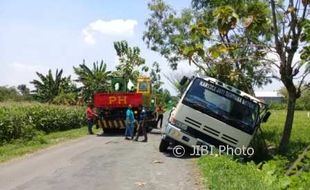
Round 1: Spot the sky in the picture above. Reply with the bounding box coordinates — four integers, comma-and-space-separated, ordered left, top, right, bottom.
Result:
0, 0, 283, 95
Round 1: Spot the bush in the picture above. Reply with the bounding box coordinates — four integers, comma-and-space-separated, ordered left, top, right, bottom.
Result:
0, 103, 86, 144
269, 102, 287, 110
269, 101, 310, 111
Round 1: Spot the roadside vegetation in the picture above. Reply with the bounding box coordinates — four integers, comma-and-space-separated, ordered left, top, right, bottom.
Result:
0, 102, 90, 162
0, 102, 85, 144
198, 110, 310, 190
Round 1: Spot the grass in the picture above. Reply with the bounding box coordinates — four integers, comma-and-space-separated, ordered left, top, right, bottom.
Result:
261, 110, 310, 158
0, 126, 102, 163
198, 110, 310, 190
198, 156, 273, 190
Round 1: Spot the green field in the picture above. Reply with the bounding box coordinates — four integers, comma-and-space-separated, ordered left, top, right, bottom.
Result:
198, 110, 310, 190
0, 102, 93, 162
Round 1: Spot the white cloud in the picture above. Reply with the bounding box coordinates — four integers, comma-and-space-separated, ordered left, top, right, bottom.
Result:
82, 19, 138, 45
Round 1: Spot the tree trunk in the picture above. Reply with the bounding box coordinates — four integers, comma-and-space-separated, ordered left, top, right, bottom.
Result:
279, 93, 296, 153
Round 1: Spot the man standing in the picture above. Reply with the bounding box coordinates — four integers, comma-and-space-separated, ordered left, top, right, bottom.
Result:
156, 104, 165, 128
134, 105, 147, 142
125, 104, 135, 140
86, 103, 97, 135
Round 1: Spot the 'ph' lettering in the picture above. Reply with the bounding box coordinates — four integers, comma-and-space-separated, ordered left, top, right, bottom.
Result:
109, 96, 117, 104
118, 96, 127, 104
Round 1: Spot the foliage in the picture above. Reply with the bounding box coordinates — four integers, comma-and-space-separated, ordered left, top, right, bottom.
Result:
0, 103, 85, 144
198, 155, 275, 190
112, 40, 147, 82
17, 84, 29, 95
52, 92, 78, 106
199, 110, 310, 189
278, 87, 310, 110
31, 69, 76, 103
148, 61, 173, 106
150, 61, 163, 93
261, 110, 310, 157
143, 0, 273, 94
269, 103, 287, 110
17, 84, 32, 100
73, 60, 111, 102
164, 71, 194, 97
0, 85, 32, 102
267, 0, 310, 152
0, 86, 23, 101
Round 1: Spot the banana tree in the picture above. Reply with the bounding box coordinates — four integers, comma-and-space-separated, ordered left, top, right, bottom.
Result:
73, 60, 111, 102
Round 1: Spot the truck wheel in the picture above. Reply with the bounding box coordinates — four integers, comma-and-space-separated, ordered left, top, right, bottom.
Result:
159, 139, 169, 152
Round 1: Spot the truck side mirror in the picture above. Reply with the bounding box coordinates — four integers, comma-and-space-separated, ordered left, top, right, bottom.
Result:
179, 76, 188, 86
262, 111, 271, 123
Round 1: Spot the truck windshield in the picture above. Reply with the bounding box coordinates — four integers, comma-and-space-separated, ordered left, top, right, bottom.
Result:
182, 78, 259, 134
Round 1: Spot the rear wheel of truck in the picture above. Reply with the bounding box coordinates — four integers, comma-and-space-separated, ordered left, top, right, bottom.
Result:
159, 138, 169, 152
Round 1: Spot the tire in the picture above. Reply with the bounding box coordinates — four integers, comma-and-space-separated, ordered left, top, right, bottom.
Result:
159, 138, 169, 152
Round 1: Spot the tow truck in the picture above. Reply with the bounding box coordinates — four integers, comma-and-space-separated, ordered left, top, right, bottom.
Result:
159, 76, 271, 155
94, 76, 157, 133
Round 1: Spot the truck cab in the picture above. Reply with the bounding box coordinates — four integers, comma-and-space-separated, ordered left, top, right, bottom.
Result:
159, 76, 270, 154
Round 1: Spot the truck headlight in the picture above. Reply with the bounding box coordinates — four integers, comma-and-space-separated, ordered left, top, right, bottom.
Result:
169, 115, 176, 124
175, 120, 188, 131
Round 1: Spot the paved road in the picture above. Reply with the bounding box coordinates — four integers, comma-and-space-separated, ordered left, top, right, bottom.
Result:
0, 114, 202, 190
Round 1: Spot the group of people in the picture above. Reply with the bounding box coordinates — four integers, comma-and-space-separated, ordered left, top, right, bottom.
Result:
124, 104, 147, 142
85, 103, 165, 142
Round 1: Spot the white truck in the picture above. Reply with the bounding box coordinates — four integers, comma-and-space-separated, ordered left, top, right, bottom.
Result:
160, 76, 271, 155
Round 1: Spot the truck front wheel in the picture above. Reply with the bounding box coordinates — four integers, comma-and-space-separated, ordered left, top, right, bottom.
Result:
159, 138, 169, 152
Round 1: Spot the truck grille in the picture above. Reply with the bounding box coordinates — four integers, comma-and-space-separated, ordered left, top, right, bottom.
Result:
185, 117, 201, 128
184, 117, 238, 146
186, 126, 228, 148
221, 134, 238, 145
202, 125, 220, 137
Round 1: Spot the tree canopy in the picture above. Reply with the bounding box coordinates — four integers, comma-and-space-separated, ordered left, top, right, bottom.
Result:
112, 40, 147, 82
143, 0, 274, 94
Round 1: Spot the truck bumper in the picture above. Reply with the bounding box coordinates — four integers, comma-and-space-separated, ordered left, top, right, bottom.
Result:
163, 123, 211, 149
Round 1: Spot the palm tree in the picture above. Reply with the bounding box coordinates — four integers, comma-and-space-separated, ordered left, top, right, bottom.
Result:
73, 60, 111, 102
31, 69, 73, 103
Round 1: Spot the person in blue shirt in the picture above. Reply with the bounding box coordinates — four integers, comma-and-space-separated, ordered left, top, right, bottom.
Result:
125, 104, 135, 140
134, 104, 147, 142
